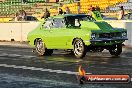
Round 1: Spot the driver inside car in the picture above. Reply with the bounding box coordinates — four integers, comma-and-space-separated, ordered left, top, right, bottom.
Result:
75, 19, 81, 27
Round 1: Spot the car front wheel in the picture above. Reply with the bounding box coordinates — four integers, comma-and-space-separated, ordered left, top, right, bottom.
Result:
73, 39, 86, 58
35, 39, 53, 56
35, 39, 45, 56
109, 43, 122, 56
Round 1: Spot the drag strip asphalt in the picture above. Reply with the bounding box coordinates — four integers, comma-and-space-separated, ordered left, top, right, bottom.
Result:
0, 45, 132, 88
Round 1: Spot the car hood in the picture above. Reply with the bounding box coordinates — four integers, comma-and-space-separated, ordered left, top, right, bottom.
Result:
80, 21, 125, 33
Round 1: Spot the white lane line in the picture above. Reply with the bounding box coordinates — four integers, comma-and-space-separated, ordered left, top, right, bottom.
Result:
8, 54, 22, 57
23, 55, 36, 58
0, 64, 92, 75
0, 48, 31, 53
0, 53, 8, 56
0, 53, 36, 59
0, 53, 22, 57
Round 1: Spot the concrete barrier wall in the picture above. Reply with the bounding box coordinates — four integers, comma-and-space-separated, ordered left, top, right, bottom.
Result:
0, 22, 41, 41
0, 21, 132, 46
105, 20, 132, 30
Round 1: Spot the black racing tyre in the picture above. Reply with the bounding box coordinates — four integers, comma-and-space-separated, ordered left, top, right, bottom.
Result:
109, 43, 122, 56
73, 39, 87, 58
35, 39, 53, 56
44, 49, 53, 56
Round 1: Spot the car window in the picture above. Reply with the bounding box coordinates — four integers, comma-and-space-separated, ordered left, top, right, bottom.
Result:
51, 18, 65, 28
65, 15, 95, 28
43, 18, 53, 29
43, 18, 65, 29
66, 18, 81, 28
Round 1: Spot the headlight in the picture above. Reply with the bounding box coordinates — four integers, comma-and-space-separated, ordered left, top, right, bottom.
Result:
91, 33, 96, 39
122, 32, 127, 37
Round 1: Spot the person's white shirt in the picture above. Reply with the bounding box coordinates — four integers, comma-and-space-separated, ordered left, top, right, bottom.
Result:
118, 10, 124, 20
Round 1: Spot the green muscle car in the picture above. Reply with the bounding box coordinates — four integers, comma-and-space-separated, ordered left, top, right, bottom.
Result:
27, 14, 128, 58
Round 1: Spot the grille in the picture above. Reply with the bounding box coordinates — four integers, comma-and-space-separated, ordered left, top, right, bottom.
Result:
99, 32, 121, 38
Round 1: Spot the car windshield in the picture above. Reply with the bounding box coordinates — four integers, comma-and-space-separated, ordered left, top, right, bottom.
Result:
43, 18, 65, 29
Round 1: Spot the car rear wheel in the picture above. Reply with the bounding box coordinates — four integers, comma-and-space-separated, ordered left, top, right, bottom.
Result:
35, 39, 53, 56
73, 39, 86, 58
109, 43, 122, 56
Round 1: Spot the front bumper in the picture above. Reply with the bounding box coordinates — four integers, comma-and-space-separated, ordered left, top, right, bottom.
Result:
90, 38, 128, 45
90, 38, 128, 42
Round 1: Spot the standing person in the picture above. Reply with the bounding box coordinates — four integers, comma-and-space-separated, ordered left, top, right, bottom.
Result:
118, 6, 124, 20
17, 10, 27, 21
65, 7, 71, 14
88, 7, 103, 20
21, 10, 27, 19
95, 6, 100, 12
89, 5, 93, 11
58, 8, 63, 15
88, 6, 95, 16
77, 2, 80, 14
41, 8, 50, 20
14, 12, 19, 21
19, 10, 27, 21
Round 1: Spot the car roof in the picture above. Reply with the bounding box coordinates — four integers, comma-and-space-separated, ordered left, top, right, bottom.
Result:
50, 14, 87, 18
